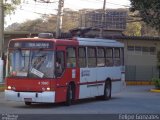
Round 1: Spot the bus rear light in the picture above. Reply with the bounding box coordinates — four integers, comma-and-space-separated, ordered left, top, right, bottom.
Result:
8, 86, 11, 90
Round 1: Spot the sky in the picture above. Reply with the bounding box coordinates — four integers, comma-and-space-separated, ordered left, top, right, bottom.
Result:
5, 0, 130, 27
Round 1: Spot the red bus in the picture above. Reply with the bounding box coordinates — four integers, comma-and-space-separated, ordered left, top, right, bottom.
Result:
5, 33, 125, 106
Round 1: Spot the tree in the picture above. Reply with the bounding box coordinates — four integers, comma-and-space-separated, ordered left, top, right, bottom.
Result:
124, 22, 141, 36
141, 22, 159, 36
5, 9, 79, 32
5, 22, 20, 31
4, 0, 21, 16
124, 21, 159, 36
130, 0, 160, 35
62, 8, 79, 32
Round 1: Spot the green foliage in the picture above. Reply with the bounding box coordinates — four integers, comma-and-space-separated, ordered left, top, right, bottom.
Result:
152, 78, 160, 89
124, 22, 141, 36
4, 0, 21, 16
17, 19, 45, 32
130, 0, 160, 33
141, 22, 159, 36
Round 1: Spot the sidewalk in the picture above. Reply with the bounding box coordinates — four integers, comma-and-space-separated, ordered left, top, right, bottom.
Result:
126, 80, 154, 85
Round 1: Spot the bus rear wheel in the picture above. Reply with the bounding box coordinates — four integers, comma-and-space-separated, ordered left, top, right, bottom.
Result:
103, 80, 111, 100
25, 102, 32, 106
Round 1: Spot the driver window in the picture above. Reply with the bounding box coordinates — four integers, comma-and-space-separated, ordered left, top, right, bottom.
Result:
55, 51, 65, 77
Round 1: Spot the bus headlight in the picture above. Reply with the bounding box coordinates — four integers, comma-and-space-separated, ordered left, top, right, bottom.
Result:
46, 87, 50, 91
8, 86, 11, 90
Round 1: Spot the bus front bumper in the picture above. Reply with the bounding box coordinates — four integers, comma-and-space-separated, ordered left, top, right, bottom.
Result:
5, 90, 55, 103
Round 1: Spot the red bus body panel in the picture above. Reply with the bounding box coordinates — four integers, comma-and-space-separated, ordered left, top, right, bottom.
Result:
54, 68, 80, 102
6, 78, 55, 92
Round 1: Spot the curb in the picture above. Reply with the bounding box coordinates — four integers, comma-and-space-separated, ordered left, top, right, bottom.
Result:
126, 81, 154, 85
0, 86, 5, 92
150, 89, 160, 93
0, 89, 5, 92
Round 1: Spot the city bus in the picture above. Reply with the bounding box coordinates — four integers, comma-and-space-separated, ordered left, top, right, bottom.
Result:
5, 33, 125, 106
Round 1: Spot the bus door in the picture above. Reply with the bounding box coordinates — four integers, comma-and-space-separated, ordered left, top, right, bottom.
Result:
66, 47, 79, 83
66, 47, 80, 99
54, 46, 66, 102
55, 46, 79, 102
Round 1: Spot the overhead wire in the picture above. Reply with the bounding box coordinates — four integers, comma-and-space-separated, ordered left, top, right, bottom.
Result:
96, 0, 130, 7
6, 0, 131, 27
17, 0, 58, 16
80, 0, 130, 8
21, 1, 58, 11
18, 8, 56, 15
34, 0, 59, 3
8, 0, 130, 16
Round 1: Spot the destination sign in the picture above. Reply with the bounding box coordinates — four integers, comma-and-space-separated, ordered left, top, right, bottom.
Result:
9, 41, 54, 49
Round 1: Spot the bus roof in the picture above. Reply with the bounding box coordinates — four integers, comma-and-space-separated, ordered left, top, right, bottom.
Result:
77, 37, 124, 47
10, 37, 124, 48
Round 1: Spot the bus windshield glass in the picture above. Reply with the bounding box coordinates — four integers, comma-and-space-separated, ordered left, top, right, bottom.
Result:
7, 49, 54, 78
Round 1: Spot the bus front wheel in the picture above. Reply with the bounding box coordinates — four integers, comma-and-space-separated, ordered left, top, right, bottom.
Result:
66, 84, 75, 106
103, 80, 111, 100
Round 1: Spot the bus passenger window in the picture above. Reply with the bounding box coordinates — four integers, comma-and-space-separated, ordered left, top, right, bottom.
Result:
114, 48, 121, 66
97, 48, 105, 67
55, 51, 65, 77
66, 47, 76, 68
88, 47, 96, 67
78, 47, 86, 68
106, 48, 113, 66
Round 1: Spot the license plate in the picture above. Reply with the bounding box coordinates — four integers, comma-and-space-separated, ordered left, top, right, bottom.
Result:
24, 98, 32, 102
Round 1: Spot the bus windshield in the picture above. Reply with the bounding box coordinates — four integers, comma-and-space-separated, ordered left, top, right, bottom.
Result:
7, 49, 54, 78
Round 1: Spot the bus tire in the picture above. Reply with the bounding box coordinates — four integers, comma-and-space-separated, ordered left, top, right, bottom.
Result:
25, 102, 31, 106
66, 84, 75, 106
103, 80, 111, 100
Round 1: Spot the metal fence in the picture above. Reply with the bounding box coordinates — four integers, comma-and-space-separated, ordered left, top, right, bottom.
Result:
125, 65, 159, 81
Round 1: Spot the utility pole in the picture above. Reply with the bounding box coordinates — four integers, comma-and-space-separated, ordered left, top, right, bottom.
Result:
0, 0, 4, 58
99, 0, 106, 38
0, 0, 4, 83
56, 0, 64, 38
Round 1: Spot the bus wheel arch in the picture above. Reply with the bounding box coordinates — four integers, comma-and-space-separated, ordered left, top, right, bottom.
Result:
103, 78, 112, 100
25, 102, 32, 106
66, 81, 76, 106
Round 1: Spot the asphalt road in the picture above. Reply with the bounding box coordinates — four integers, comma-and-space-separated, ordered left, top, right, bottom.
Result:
0, 86, 160, 120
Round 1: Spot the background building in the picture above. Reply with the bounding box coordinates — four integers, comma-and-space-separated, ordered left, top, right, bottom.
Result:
117, 36, 160, 82
79, 9, 128, 31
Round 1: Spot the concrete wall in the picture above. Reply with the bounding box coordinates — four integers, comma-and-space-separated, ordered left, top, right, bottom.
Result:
125, 40, 157, 66
119, 39, 160, 81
